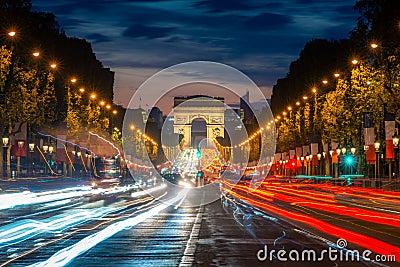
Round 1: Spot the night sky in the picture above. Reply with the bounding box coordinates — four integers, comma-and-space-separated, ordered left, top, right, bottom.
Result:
32, 0, 358, 109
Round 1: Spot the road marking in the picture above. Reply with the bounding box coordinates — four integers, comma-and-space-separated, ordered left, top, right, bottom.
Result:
179, 193, 205, 267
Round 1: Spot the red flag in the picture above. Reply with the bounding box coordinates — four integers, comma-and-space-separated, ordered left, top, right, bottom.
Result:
365, 145, 376, 164
386, 140, 395, 160
12, 140, 27, 157
332, 152, 338, 164
312, 156, 319, 167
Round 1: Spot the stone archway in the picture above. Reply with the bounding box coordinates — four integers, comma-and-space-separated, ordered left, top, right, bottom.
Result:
173, 96, 225, 148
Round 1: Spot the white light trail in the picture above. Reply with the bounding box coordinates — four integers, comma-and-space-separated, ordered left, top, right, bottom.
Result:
0, 187, 93, 210
88, 131, 121, 157
0, 185, 168, 247
30, 189, 188, 267
0, 207, 115, 246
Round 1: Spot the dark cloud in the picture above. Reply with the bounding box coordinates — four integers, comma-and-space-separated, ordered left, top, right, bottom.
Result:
334, 5, 358, 16
122, 24, 175, 39
244, 12, 293, 30
194, 0, 259, 13
86, 33, 112, 43
31, 0, 359, 106
262, 2, 285, 9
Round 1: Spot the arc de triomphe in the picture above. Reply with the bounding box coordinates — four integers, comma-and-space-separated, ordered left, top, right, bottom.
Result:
173, 96, 225, 148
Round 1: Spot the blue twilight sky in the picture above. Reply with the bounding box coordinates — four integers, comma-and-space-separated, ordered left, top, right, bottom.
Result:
32, 0, 358, 108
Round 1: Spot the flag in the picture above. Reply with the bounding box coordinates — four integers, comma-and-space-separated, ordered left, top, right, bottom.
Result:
296, 147, 302, 157
332, 152, 338, 164
363, 112, 375, 146
289, 150, 295, 159
11, 122, 27, 157
312, 156, 319, 167
385, 108, 396, 160
302, 145, 310, 156
310, 143, 318, 155
12, 140, 27, 157
56, 135, 67, 162
365, 145, 376, 164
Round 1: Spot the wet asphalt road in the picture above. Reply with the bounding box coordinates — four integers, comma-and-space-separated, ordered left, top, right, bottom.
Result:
0, 177, 395, 267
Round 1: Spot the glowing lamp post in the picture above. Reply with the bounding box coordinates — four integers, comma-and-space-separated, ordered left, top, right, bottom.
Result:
317, 153, 322, 175
28, 143, 35, 175
29, 143, 35, 152
374, 142, 380, 181
393, 135, 399, 179
17, 141, 24, 175
2, 137, 9, 147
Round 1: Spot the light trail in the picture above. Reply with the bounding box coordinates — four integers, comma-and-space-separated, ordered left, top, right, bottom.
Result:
0, 184, 168, 247
36, 132, 94, 155
29, 189, 189, 267
0, 183, 167, 210
225, 181, 400, 228
88, 131, 121, 157
0, 207, 116, 246
222, 187, 400, 262
0, 196, 158, 267
0, 187, 93, 210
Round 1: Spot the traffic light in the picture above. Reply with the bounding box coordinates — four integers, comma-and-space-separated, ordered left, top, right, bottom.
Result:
344, 155, 355, 166
196, 148, 202, 159
197, 171, 204, 178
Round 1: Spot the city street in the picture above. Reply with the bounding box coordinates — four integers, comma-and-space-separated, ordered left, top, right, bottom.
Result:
0, 168, 399, 266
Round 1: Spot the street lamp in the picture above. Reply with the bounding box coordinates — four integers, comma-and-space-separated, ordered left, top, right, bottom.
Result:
305, 155, 310, 176
28, 143, 35, 175
2, 137, 9, 147
350, 147, 356, 155
48, 146, 54, 154
8, 31, 16, 37
393, 135, 399, 179
336, 148, 341, 177
374, 141, 380, 181
371, 43, 378, 49
29, 143, 35, 152
317, 153, 322, 175
17, 141, 24, 175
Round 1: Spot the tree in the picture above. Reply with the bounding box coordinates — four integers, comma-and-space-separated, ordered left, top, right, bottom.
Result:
352, 0, 400, 124
271, 39, 351, 115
